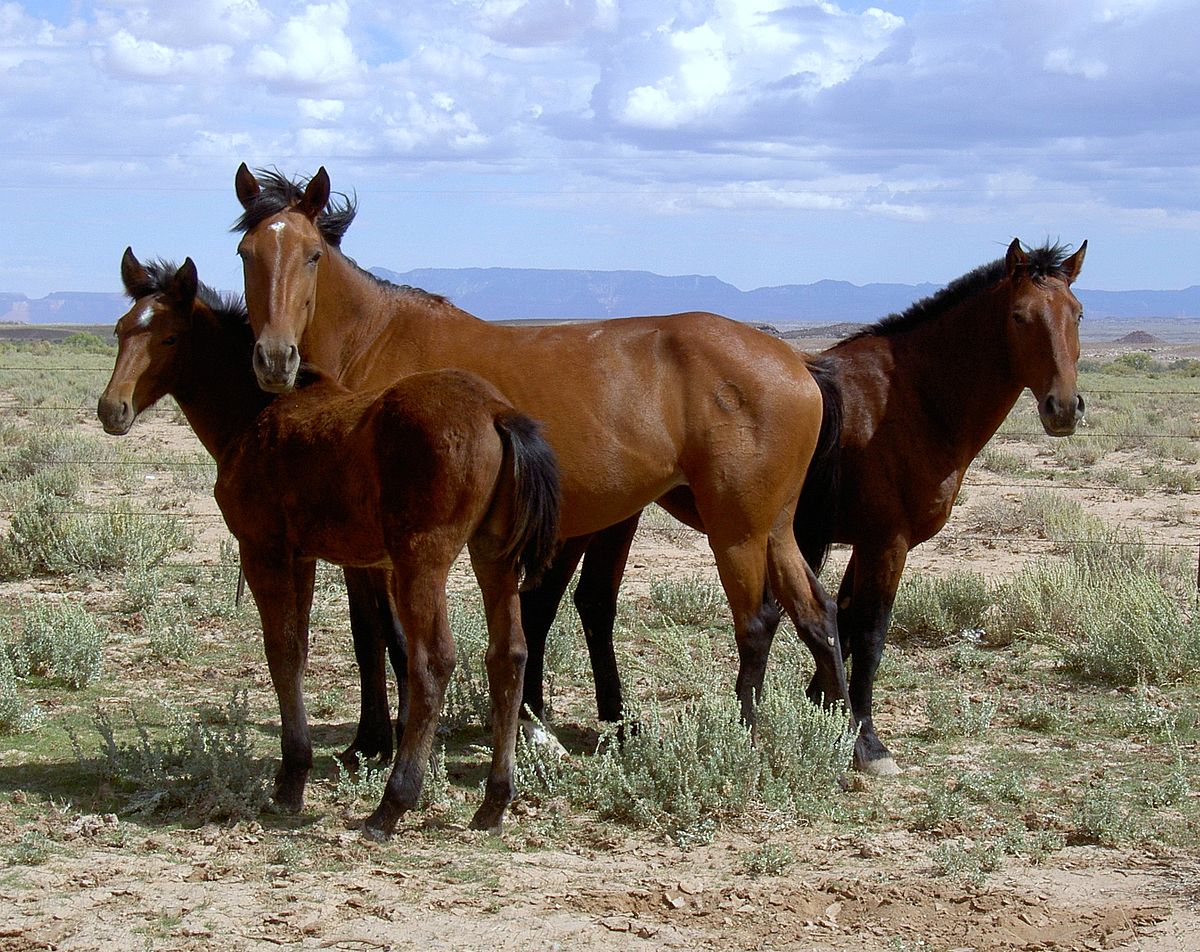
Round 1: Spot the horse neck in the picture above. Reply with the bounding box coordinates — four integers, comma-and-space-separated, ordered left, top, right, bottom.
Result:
310, 250, 480, 386
170, 316, 272, 460
852, 285, 1023, 465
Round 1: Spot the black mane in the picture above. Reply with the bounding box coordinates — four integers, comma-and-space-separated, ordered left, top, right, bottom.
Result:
852, 241, 1076, 341
127, 258, 249, 329
230, 167, 357, 247
229, 167, 450, 307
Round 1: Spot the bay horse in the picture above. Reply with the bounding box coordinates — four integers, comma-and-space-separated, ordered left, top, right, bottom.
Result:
550, 238, 1089, 774
231, 164, 854, 765
97, 249, 561, 837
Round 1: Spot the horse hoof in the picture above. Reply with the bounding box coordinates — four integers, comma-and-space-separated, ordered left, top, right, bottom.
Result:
361, 823, 391, 843
468, 808, 504, 834
857, 755, 901, 777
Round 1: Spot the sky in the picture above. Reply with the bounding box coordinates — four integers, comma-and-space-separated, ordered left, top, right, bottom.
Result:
3, 0, 1199, 299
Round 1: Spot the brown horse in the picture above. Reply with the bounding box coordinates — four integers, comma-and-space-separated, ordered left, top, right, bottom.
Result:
231, 164, 853, 763
549, 239, 1089, 774
97, 249, 561, 837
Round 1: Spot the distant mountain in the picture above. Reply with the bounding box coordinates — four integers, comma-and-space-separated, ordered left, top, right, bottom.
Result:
0, 291, 126, 326
371, 266, 942, 322
5, 269, 1200, 326
372, 267, 1200, 324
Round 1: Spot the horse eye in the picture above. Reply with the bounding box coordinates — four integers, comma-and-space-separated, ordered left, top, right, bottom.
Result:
308, 250, 322, 265
161, 335, 177, 346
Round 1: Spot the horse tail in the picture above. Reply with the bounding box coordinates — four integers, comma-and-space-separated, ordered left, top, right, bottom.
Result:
493, 410, 562, 585
794, 356, 843, 576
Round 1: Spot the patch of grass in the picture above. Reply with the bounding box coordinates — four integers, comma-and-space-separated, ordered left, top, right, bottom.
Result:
1071, 784, 1137, 846
647, 575, 726, 628
924, 688, 996, 739
4, 599, 105, 689
890, 570, 989, 644
1055, 570, 1200, 686
83, 690, 271, 821
0, 493, 194, 580
0, 641, 45, 735
740, 841, 795, 876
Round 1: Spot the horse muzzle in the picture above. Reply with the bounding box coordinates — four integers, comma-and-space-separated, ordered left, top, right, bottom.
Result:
97, 395, 134, 435
1039, 391, 1085, 436
253, 340, 301, 393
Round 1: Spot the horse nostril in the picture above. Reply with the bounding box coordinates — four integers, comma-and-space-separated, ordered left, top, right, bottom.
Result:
1042, 394, 1058, 417
288, 344, 299, 368
1076, 393, 1085, 415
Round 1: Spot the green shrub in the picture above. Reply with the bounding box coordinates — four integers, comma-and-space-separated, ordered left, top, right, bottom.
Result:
890, 570, 990, 644
7, 599, 104, 689
0, 639, 45, 734
0, 497, 194, 579
1056, 571, 1200, 685
86, 690, 270, 820
648, 575, 726, 628
924, 687, 996, 739
442, 594, 491, 730
564, 660, 854, 842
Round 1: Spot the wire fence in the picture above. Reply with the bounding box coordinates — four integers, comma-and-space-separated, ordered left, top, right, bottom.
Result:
4, 365, 1200, 584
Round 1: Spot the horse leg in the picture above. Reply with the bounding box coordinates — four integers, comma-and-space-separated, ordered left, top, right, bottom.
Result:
764, 520, 852, 717
467, 553, 527, 832
519, 536, 588, 728
705, 533, 775, 724
341, 566, 407, 770
573, 514, 640, 724
364, 568, 454, 840
241, 548, 316, 811
843, 545, 908, 775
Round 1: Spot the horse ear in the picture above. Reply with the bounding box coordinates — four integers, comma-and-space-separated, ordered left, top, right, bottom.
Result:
1060, 240, 1087, 285
235, 162, 260, 210
1005, 238, 1027, 279
120, 247, 149, 296
298, 167, 330, 220
168, 258, 200, 308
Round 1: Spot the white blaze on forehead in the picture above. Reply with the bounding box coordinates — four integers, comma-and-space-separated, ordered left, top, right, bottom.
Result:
268, 221, 287, 233
134, 304, 155, 327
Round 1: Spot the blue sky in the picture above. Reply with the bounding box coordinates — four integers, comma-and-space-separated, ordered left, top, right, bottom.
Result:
3, 0, 1198, 299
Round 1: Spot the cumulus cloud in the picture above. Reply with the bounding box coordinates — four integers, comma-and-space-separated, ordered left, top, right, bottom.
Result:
101, 29, 233, 81
247, 0, 363, 91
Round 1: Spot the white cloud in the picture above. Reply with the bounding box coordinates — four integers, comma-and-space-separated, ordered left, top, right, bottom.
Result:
247, 0, 363, 91
101, 28, 232, 81
609, 0, 904, 132
299, 98, 345, 121
1044, 47, 1108, 80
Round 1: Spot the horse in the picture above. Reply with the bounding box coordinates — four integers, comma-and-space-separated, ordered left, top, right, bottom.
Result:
97, 249, 562, 838
231, 164, 855, 767
541, 238, 1089, 774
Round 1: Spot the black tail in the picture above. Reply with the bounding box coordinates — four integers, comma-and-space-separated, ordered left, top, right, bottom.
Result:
493, 411, 561, 585
794, 356, 843, 575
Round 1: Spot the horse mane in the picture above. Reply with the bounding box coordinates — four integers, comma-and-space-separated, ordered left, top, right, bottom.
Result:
230, 168, 357, 247
126, 259, 248, 328
850, 241, 1077, 341
229, 167, 451, 309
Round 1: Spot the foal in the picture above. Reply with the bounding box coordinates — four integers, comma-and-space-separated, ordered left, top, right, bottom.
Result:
97, 249, 560, 837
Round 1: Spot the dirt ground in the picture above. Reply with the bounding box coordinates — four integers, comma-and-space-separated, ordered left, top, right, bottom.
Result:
2, 336, 1200, 951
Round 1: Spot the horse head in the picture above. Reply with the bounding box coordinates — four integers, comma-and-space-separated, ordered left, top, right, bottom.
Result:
1003, 238, 1088, 436
98, 248, 199, 435
234, 163, 333, 393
